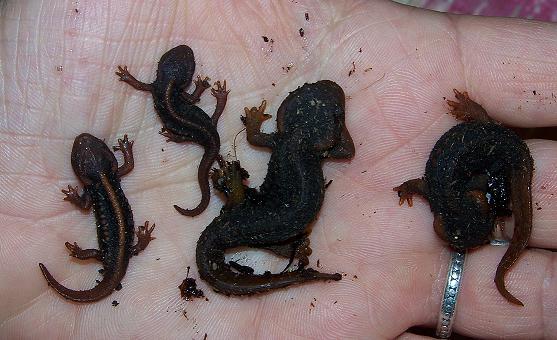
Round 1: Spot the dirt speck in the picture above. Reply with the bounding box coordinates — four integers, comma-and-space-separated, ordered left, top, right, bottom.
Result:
299, 28, 304, 37
348, 61, 356, 77
112, 300, 119, 307
282, 62, 294, 73
179, 266, 205, 300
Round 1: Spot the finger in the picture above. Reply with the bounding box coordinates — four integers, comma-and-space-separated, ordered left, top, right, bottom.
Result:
452, 14, 557, 127
422, 247, 556, 339
528, 140, 557, 249
396, 333, 434, 340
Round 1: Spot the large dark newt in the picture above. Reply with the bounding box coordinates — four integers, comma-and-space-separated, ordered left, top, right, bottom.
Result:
39, 134, 155, 302
196, 80, 355, 295
115, 45, 229, 216
394, 90, 534, 306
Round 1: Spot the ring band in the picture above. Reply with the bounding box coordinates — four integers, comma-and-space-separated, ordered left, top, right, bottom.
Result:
436, 250, 466, 338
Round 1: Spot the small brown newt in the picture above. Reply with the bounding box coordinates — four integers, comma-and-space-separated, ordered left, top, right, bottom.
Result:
196, 80, 355, 295
39, 133, 155, 302
394, 90, 534, 306
116, 45, 229, 216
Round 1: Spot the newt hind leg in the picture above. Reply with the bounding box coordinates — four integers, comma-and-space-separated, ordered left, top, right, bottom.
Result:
159, 127, 189, 143
131, 221, 156, 256
228, 261, 255, 274
65, 242, 103, 261
447, 89, 491, 122
228, 237, 312, 275
264, 237, 312, 271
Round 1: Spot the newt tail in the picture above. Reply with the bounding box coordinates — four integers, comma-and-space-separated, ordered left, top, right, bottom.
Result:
39, 263, 123, 302
495, 168, 533, 306
174, 145, 219, 216
196, 228, 341, 296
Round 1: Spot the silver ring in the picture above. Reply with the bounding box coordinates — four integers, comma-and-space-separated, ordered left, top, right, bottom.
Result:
436, 250, 466, 339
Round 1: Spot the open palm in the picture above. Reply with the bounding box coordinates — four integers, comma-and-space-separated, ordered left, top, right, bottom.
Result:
1, 1, 556, 339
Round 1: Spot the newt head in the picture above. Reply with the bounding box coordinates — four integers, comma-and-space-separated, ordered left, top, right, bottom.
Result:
276, 80, 355, 159
438, 191, 495, 250
71, 133, 118, 185
155, 45, 195, 88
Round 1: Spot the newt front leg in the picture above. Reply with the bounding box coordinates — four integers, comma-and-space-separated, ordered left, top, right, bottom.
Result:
62, 185, 92, 210
241, 100, 274, 148
393, 178, 429, 207
112, 134, 134, 177
182, 76, 211, 104
211, 80, 230, 126
115, 66, 154, 92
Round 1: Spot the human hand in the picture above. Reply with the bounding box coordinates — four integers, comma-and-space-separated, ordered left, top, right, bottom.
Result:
1, 1, 556, 338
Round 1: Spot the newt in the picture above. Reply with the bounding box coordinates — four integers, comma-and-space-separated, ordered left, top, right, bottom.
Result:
39, 133, 155, 302
394, 90, 534, 306
196, 80, 355, 295
116, 45, 229, 216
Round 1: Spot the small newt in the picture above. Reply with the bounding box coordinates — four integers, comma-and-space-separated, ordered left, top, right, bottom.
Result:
39, 134, 155, 302
116, 45, 229, 216
196, 80, 355, 295
394, 90, 534, 306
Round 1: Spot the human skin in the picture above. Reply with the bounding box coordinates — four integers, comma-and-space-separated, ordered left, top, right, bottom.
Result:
1, 1, 556, 339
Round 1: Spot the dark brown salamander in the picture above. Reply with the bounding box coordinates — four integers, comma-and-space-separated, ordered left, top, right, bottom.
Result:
39, 134, 155, 302
196, 80, 355, 295
394, 90, 534, 306
116, 45, 229, 216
